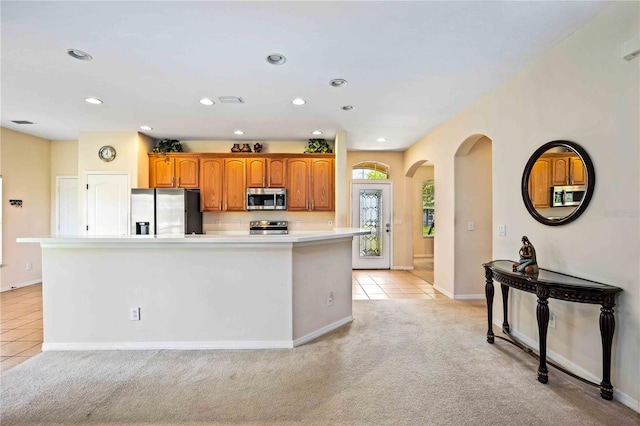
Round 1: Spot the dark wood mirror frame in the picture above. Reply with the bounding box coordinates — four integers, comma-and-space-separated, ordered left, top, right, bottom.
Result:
521, 140, 595, 226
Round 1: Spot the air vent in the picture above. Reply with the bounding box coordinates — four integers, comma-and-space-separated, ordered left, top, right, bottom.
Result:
219, 96, 244, 104
11, 120, 34, 125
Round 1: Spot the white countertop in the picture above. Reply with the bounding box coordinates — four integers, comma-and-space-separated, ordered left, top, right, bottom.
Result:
17, 228, 371, 247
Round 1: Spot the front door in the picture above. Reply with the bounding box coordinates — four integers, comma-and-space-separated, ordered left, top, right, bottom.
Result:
351, 182, 392, 269
86, 173, 130, 235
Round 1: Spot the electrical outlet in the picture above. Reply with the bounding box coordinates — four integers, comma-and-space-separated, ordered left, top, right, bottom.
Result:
215, 219, 221, 227
549, 313, 556, 329
295, 220, 301, 227
130, 307, 140, 321
467, 221, 474, 231
326, 292, 334, 307
235, 219, 241, 226
328, 220, 333, 226
26, 262, 32, 271
498, 224, 506, 236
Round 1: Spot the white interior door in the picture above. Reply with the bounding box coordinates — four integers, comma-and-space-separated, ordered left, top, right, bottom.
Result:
56, 176, 79, 235
351, 182, 392, 269
86, 173, 129, 236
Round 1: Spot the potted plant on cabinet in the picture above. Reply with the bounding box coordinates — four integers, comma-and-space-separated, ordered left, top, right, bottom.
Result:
304, 138, 333, 154
152, 139, 183, 157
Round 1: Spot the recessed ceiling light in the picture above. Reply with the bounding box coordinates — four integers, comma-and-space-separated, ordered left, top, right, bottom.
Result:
85, 97, 103, 105
342, 105, 355, 111
67, 49, 92, 61
312, 130, 322, 135
140, 125, 153, 131
376, 138, 386, 142
292, 98, 306, 106
266, 53, 286, 65
330, 79, 348, 87
234, 130, 244, 135
200, 98, 214, 106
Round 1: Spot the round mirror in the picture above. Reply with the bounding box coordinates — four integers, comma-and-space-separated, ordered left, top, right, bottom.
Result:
521, 140, 595, 226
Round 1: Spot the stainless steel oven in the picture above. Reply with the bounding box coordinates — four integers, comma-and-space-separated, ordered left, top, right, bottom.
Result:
249, 220, 289, 235
551, 185, 586, 207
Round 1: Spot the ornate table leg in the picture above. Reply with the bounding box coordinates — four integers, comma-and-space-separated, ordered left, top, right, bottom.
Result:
536, 286, 550, 384
501, 284, 510, 333
599, 295, 616, 400
485, 266, 494, 344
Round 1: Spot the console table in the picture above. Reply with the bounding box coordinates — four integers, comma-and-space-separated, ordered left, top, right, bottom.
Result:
483, 260, 622, 400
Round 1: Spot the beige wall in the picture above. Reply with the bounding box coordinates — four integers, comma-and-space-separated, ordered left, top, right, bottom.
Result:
137, 133, 155, 188
50, 140, 79, 234
181, 140, 312, 154
454, 137, 492, 297
404, 2, 639, 407
412, 165, 434, 257
346, 151, 410, 269
0, 128, 51, 291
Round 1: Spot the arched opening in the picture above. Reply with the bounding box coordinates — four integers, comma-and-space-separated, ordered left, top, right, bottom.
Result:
454, 134, 492, 298
406, 159, 434, 284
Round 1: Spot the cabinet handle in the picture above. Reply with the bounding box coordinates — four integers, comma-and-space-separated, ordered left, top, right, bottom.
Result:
312, 200, 315, 211
306, 200, 308, 210
219, 201, 222, 210
172, 176, 175, 186
177, 176, 180, 187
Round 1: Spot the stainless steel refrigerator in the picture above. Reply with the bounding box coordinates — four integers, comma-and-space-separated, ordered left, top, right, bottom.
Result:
131, 188, 202, 235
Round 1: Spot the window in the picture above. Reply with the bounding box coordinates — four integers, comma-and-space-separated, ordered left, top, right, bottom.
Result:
423, 179, 434, 237
352, 162, 389, 179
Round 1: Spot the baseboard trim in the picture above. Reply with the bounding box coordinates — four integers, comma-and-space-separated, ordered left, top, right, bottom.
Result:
392, 266, 414, 271
453, 294, 485, 300
293, 316, 353, 347
43, 340, 294, 351
492, 320, 639, 413
433, 285, 454, 299
0, 279, 41, 293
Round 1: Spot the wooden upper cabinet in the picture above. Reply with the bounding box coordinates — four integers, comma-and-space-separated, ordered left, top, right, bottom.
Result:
149, 154, 199, 188
175, 157, 199, 188
199, 158, 224, 211
149, 156, 175, 188
224, 158, 246, 211
551, 157, 570, 186
286, 156, 334, 211
570, 156, 586, 185
246, 158, 266, 187
529, 157, 551, 209
287, 159, 310, 211
310, 158, 334, 211
267, 158, 286, 188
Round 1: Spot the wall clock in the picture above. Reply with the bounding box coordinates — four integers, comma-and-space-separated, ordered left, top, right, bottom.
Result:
98, 145, 116, 162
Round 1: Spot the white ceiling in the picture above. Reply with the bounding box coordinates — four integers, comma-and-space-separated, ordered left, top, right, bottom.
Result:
1, 1, 609, 151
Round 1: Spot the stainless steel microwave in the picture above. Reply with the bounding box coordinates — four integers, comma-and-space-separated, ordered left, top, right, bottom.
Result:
246, 188, 287, 210
551, 185, 585, 207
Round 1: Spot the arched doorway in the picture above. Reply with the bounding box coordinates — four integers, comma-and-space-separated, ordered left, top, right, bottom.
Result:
406, 160, 434, 283
454, 135, 492, 298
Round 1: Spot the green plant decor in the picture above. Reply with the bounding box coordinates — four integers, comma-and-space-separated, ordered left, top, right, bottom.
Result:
304, 138, 333, 154
152, 139, 183, 156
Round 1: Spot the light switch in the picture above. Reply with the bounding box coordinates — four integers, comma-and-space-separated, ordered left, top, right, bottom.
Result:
498, 224, 506, 236
467, 221, 474, 231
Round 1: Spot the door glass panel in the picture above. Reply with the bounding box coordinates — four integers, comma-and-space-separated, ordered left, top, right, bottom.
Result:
359, 189, 382, 257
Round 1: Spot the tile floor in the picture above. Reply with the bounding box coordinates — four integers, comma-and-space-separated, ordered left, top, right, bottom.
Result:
0, 283, 43, 372
0, 258, 437, 371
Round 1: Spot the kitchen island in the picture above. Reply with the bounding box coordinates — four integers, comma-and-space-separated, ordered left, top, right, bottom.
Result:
17, 229, 369, 350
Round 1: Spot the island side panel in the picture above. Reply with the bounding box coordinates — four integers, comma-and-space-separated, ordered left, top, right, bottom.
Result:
292, 237, 353, 343
41, 245, 294, 349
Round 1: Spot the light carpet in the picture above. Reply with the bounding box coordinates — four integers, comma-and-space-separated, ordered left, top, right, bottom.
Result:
1, 299, 638, 425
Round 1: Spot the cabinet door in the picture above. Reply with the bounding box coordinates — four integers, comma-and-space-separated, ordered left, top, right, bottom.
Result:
551, 157, 569, 186
200, 158, 224, 211
570, 156, 586, 185
246, 158, 266, 188
529, 158, 551, 208
149, 156, 175, 188
175, 157, 199, 188
224, 158, 246, 211
287, 159, 310, 211
310, 158, 334, 211
267, 158, 286, 188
